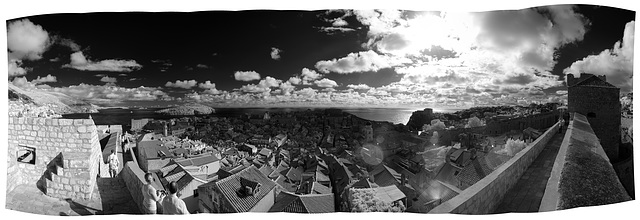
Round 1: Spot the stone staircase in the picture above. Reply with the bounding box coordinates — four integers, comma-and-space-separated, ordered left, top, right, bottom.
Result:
42, 152, 96, 200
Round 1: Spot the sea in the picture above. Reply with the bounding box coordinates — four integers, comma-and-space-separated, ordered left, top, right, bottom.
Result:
62, 107, 464, 126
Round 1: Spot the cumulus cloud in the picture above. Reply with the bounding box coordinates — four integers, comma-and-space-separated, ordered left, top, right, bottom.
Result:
301, 68, 322, 84
238, 76, 284, 94
564, 21, 634, 92
198, 80, 217, 89
64, 51, 142, 72
11, 77, 32, 89
7, 19, 50, 60
32, 74, 57, 84
240, 84, 271, 93
165, 79, 198, 89
288, 76, 302, 85
8, 59, 28, 77
315, 50, 392, 74
234, 71, 261, 81
332, 18, 349, 26
258, 76, 282, 88
347, 84, 371, 90
271, 47, 283, 60
47, 84, 169, 104
279, 81, 296, 95
100, 76, 117, 83
314, 78, 339, 88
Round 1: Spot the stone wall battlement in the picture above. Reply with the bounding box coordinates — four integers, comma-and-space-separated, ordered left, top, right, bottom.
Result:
7, 117, 101, 200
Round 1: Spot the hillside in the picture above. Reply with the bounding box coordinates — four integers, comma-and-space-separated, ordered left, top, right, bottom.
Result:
8, 84, 99, 117
155, 103, 215, 116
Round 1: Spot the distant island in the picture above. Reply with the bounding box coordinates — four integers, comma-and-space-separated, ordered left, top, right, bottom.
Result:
155, 103, 215, 116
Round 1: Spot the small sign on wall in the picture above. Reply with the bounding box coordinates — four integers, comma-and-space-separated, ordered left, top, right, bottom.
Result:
17, 145, 36, 165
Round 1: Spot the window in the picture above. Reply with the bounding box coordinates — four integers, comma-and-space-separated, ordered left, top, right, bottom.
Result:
17, 145, 36, 165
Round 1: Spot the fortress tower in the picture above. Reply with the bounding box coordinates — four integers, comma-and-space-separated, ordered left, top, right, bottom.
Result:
567, 73, 621, 161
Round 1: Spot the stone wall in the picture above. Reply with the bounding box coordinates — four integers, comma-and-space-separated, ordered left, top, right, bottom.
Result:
539, 113, 630, 211
120, 161, 147, 213
485, 111, 559, 136
429, 122, 560, 214
7, 117, 101, 200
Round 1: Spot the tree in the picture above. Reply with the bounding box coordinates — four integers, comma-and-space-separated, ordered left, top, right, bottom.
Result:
504, 138, 526, 156
349, 188, 406, 212
423, 119, 446, 132
465, 116, 485, 128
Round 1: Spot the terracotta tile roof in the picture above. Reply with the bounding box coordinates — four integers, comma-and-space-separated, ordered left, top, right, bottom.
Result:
175, 154, 219, 167
349, 178, 377, 189
456, 160, 485, 190
158, 161, 205, 193
286, 166, 304, 182
435, 162, 461, 188
259, 148, 273, 157
140, 140, 171, 160
371, 164, 402, 187
375, 185, 407, 203
269, 161, 290, 179
315, 170, 330, 183
269, 191, 334, 213
215, 165, 277, 212
311, 182, 331, 194
258, 165, 274, 177
275, 175, 297, 192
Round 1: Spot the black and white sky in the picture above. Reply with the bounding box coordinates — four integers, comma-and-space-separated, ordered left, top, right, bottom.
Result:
5, 1, 636, 108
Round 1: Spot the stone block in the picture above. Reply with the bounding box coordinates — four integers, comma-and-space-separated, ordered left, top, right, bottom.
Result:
31, 131, 37, 136
64, 184, 72, 191
87, 126, 96, 133
33, 126, 39, 131
73, 185, 80, 192
38, 131, 46, 137
52, 119, 59, 126
60, 119, 71, 126
62, 126, 69, 133
37, 118, 46, 125
26, 117, 34, 124
77, 126, 87, 133
61, 177, 69, 184
18, 117, 25, 124
84, 119, 95, 125
73, 119, 84, 125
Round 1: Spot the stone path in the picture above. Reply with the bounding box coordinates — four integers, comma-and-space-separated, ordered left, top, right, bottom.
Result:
492, 128, 567, 213
6, 175, 140, 215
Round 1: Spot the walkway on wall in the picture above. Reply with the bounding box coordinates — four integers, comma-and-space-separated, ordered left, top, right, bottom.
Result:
5, 175, 140, 215
492, 127, 567, 213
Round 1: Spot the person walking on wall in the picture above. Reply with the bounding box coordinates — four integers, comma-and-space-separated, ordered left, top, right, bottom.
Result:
108, 150, 119, 178
162, 181, 190, 214
142, 173, 164, 214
